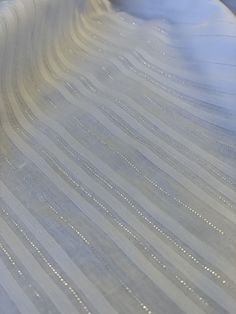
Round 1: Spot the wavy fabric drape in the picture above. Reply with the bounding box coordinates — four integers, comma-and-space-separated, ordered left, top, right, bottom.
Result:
0, 0, 236, 313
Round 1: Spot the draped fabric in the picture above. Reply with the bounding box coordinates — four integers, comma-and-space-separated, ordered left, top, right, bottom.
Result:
0, 0, 236, 313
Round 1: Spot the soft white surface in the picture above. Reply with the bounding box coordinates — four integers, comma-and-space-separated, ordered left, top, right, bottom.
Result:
0, 0, 236, 313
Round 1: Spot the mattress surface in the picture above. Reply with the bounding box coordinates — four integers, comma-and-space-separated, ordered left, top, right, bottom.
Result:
0, 1, 236, 313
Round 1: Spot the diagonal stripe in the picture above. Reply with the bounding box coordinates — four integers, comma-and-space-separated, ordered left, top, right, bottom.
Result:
0, 259, 40, 314
0, 217, 81, 314
0, 181, 118, 314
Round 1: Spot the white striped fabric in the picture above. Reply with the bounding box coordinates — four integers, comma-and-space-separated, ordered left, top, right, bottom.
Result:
0, 0, 235, 313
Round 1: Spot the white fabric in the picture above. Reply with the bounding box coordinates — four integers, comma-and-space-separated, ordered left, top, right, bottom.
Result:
0, 0, 236, 313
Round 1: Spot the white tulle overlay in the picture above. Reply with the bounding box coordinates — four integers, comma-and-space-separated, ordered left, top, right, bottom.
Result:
0, 1, 235, 313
